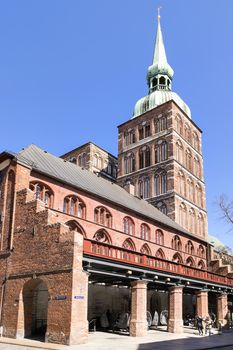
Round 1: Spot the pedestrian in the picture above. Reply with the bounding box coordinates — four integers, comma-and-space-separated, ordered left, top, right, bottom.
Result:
204, 316, 212, 336
196, 315, 204, 336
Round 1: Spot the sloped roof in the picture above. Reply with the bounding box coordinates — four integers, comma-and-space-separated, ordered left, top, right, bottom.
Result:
8, 144, 206, 241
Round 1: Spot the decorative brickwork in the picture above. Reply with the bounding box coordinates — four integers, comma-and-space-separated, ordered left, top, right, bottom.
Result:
196, 290, 208, 318
129, 280, 148, 336
167, 286, 183, 333
217, 293, 228, 327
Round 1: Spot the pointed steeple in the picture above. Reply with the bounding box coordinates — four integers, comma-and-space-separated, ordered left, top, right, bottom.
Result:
147, 12, 174, 93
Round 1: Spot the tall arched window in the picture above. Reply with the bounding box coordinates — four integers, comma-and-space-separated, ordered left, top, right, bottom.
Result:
175, 115, 183, 135
155, 141, 168, 163
124, 153, 135, 174
94, 206, 112, 228
197, 245, 205, 258
154, 171, 167, 195
178, 171, 185, 196
188, 208, 196, 234
155, 229, 164, 245
78, 153, 87, 168
65, 220, 86, 237
172, 235, 182, 251
198, 260, 205, 270
155, 116, 167, 133
63, 195, 86, 219
138, 177, 150, 199
123, 216, 135, 235
187, 178, 194, 202
139, 146, 150, 169
185, 149, 192, 172
29, 181, 54, 208
198, 213, 205, 236
192, 132, 200, 152
124, 129, 135, 146
139, 123, 151, 140
176, 140, 184, 163
179, 203, 187, 228
196, 184, 203, 207
185, 240, 194, 255
184, 124, 191, 143
193, 156, 201, 178
140, 223, 150, 241
156, 201, 167, 215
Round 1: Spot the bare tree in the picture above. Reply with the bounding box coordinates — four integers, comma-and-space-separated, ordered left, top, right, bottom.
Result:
217, 194, 233, 227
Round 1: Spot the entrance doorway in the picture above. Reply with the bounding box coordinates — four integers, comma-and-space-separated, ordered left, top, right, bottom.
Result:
22, 279, 49, 340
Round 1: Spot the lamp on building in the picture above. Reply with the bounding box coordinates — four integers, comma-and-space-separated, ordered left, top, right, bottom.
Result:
185, 281, 190, 286
153, 275, 159, 280
126, 270, 132, 275
165, 277, 171, 283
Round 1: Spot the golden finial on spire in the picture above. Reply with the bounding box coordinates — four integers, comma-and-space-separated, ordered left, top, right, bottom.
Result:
158, 6, 162, 21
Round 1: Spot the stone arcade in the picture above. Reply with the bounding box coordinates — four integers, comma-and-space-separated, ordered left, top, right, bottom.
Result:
0, 14, 232, 346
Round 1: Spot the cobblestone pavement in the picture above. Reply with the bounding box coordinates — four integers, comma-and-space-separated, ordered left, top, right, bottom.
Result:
0, 328, 233, 350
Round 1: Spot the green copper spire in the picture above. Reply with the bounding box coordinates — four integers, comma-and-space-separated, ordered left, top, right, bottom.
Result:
147, 13, 174, 93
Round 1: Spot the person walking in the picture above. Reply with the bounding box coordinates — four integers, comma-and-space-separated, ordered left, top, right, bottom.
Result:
196, 316, 204, 336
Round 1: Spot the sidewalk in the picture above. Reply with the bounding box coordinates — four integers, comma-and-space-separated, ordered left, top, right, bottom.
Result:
0, 329, 233, 350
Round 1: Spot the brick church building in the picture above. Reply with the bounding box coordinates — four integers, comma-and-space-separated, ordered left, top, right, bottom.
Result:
0, 14, 232, 345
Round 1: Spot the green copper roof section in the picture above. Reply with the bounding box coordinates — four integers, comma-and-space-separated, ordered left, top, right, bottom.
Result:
147, 16, 174, 80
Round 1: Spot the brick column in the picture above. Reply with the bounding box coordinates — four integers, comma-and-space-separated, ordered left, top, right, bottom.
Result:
129, 280, 148, 337
167, 286, 183, 333
217, 293, 228, 327
196, 290, 208, 318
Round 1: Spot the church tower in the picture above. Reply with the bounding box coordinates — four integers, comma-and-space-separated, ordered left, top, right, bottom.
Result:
117, 14, 208, 239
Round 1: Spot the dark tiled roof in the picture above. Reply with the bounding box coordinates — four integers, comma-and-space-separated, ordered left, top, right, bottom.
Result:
13, 144, 205, 241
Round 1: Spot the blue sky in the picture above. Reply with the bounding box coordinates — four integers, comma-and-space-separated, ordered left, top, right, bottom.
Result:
0, 0, 232, 246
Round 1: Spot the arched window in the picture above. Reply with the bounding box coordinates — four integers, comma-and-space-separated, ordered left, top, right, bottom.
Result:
155, 248, 165, 259
155, 141, 168, 163
175, 115, 183, 135
156, 201, 167, 215
140, 223, 151, 241
178, 171, 185, 196
65, 220, 86, 237
139, 123, 151, 140
179, 202, 187, 228
78, 153, 87, 168
172, 235, 182, 251
155, 116, 167, 133
63, 195, 86, 219
124, 153, 135, 174
159, 76, 166, 85
197, 245, 205, 258
122, 238, 135, 251
138, 177, 150, 199
123, 216, 135, 235
194, 156, 201, 178
140, 243, 151, 255
198, 213, 205, 236
139, 146, 150, 169
94, 206, 112, 228
198, 260, 205, 270
155, 229, 164, 245
124, 129, 135, 146
188, 208, 196, 234
184, 124, 191, 143
154, 171, 167, 195
29, 181, 54, 208
172, 253, 183, 264
93, 229, 111, 244
185, 149, 192, 172
187, 178, 194, 202
176, 140, 184, 163
192, 132, 200, 152
186, 256, 195, 267
185, 240, 194, 255
196, 184, 203, 207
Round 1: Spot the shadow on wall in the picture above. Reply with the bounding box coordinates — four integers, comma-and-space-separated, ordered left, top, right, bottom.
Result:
137, 332, 233, 350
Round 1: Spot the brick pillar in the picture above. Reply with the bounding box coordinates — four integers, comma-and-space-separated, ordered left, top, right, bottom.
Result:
217, 293, 228, 327
167, 286, 183, 333
129, 280, 148, 337
68, 231, 89, 345
196, 290, 208, 318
